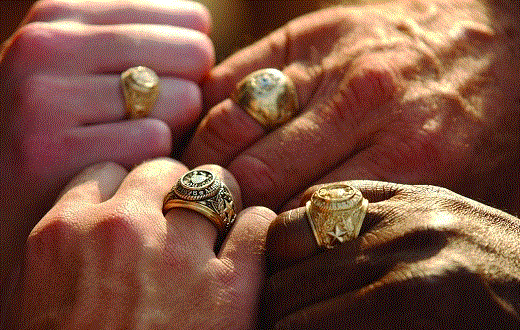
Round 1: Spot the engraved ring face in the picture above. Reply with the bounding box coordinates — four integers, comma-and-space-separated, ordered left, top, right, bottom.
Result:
163, 169, 237, 243
232, 68, 298, 129
128, 66, 159, 90
306, 183, 368, 249
173, 169, 220, 201
312, 184, 363, 211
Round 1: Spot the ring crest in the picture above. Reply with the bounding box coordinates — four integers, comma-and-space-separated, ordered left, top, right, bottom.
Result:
163, 170, 237, 244
121, 66, 160, 119
232, 68, 298, 129
174, 170, 220, 201
306, 183, 368, 249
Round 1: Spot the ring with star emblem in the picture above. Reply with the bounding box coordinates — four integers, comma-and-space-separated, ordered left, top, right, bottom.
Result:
231, 68, 298, 129
163, 169, 236, 240
305, 183, 368, 249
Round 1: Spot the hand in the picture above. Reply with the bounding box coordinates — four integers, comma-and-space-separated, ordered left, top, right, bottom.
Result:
0, 0, 214, 286
261, 181, 520, 329
181, 0, 519, 213
6, 158, 275, 329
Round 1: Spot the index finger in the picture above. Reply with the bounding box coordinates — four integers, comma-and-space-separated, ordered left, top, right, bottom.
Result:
25, 0, 212, 33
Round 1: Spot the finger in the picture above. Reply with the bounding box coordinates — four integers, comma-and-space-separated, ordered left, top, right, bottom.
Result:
24, 74, 202, 130
60, 118, 171, 168
111, 157, 187, 207
217, 206, 277, 328
280, 141, 436, 210
17, 216, 83, 328
8, 22, 214, 81
225, 54, 400, 210
26, 0, 211, 34
266, 181, 408, 270
182, 62, 321, 167
265, 203, 385, 274
181, 99, 263, 167
204, 7, 352, 107
262, 246, 394, 329
263, 225, 452, 328
57, 161, 128, 204
264, 223, 455, 327
163, 164, 243, 257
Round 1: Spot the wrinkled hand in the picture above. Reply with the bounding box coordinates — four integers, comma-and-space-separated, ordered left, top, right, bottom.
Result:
261, 181, 520, 329
0, 0, 214, 286
6, 159, 275, 329
182, 0, 519, 213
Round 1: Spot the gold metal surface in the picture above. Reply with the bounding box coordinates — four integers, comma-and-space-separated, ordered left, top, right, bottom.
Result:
120, 66, 160, 119
232, 68, 298, 129
163, 170, 236, 239
306, 183, 368, 249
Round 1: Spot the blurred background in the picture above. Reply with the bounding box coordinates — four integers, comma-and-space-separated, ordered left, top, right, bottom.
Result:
0, 0, 359, 63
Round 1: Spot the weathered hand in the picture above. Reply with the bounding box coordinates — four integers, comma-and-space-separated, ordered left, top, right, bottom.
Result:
261, 181, 520, 329
7, 159, 275, 329
182, 0, 519, 213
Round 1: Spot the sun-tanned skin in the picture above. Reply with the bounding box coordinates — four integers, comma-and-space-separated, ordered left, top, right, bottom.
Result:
184, 0, 519, 215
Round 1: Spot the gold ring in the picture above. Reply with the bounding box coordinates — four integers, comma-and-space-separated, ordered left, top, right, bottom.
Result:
306, 183, 368, 249
163, 169, 236, 240
120, 66, 160, 119
231, 68, 298, 129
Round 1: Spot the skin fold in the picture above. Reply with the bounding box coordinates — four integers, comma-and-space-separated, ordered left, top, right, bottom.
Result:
0, 0, 518, 328
262, 181, 520, 329
184, 0, 519, 214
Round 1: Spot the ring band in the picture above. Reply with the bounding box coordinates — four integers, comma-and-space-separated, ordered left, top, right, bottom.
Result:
306, 183, 368, 249
163, 169, 237, 240
231, 68, 298, 129
120, 66, 160, 119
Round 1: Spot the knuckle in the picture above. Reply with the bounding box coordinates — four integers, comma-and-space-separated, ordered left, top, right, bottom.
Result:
185, 33, 215, 79
330, 58, 399, 133
366, 132, 444, 182
168, 81, 202, 128
188, 2, 212, 34
163, 241, 199, 274
18, 134, 63, 182
182, 82, 203, 116
9, 22, 56, 61
265, 211, 301, 267
228, 153, 279, 208
26, 213, 77, 267
17, 75, 55, 125
91, 210, 142, 253
26, 0, 74, 23
197, 103, 254, 162
132, 119, 172, 158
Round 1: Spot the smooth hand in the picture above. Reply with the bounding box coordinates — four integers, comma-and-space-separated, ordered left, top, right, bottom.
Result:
7, 159, 275, 329
0, 0, 214, 286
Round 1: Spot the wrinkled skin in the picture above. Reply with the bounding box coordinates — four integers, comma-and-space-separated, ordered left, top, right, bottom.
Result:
0, 0, 214, 294
261, 180, 520, 329
6, 159, 276, 329
183, 0, 519, 214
